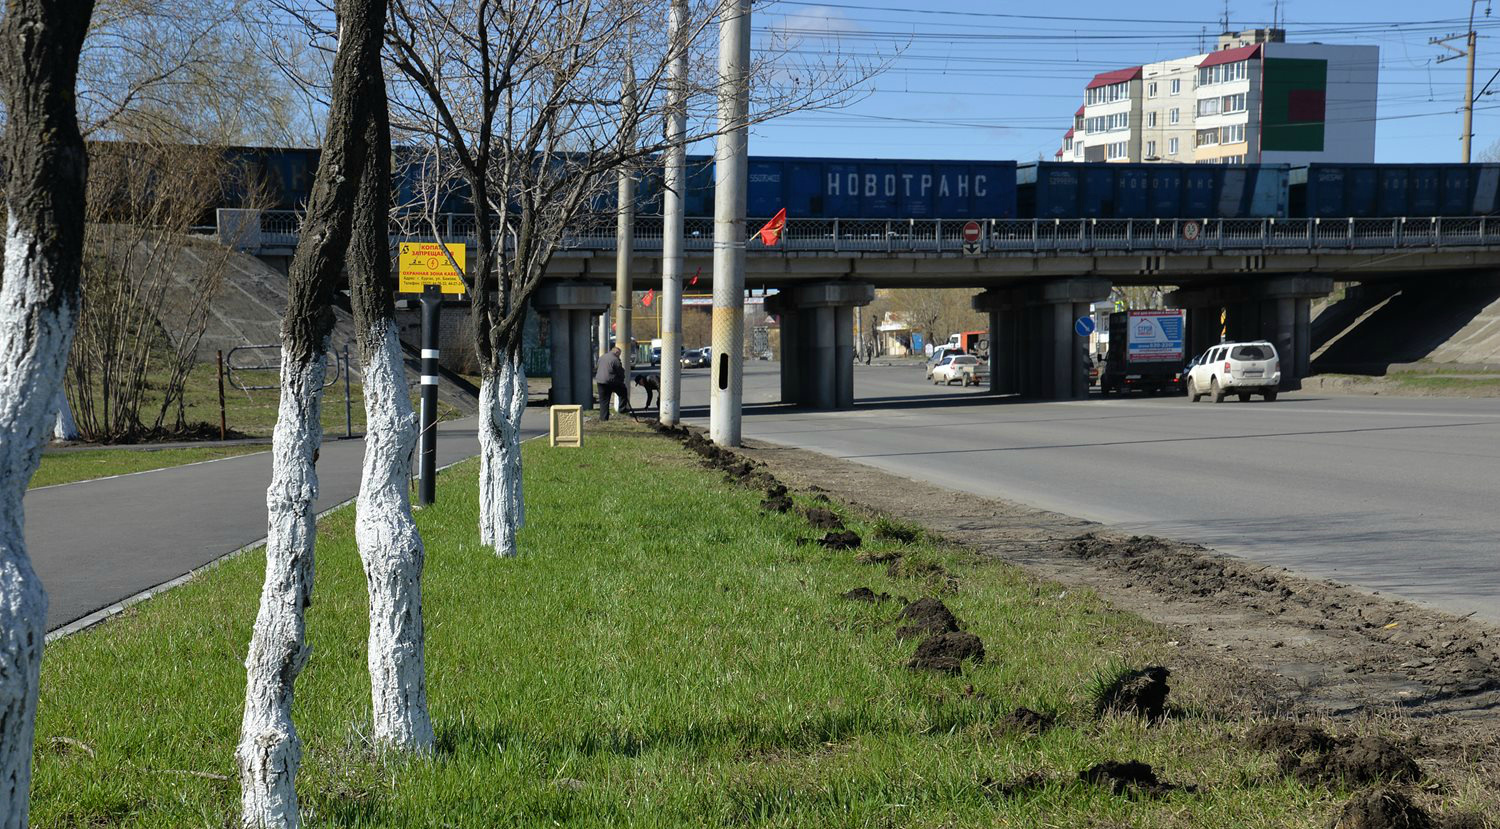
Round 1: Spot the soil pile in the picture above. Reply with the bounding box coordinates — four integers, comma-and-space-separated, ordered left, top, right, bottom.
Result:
908, 631, 985, 675
1331, 789, 1433, 829
817, 530, 862, 550
841, 587, 891, 603
1248, 722, 1337, 756
1000, 707, 1056, 735
1094, 666, 1171, 721
804, 507, 844, 530
896, 598, 960, 640
1078, 760, 1177, 798
1292, 736, 1421, 787
760, 495, 794, 513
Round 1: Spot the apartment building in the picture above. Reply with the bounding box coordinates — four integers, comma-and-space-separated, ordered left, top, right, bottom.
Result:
1057, 28, 1378, 164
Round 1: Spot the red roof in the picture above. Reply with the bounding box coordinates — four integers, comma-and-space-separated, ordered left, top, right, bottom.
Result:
1064, 127, 1075, 138
1055, 149, 1065, 158
1199, 44, 1261, 68
1075, 105, 1085, 116
1086, 66, 1142, 89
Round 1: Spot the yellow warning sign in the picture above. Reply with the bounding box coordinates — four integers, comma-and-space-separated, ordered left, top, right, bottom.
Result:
398, 242, 467, 295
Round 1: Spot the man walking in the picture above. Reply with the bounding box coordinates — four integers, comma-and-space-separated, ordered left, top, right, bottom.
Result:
594, 345, 630, 420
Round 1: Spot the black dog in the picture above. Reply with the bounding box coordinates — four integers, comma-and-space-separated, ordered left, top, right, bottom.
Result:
632, 372, 660, 409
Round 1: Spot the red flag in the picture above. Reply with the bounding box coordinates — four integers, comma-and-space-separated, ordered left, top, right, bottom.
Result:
757, 208, 787, 246
642, 288, 654, 307
689, 266, 700, 286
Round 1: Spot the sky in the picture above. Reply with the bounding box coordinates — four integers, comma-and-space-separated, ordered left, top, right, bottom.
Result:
742, 0, 1500, 162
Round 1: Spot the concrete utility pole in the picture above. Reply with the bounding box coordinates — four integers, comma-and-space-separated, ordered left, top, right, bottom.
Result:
1431, 1, 1490, 162
710, 0, 750, 446
660, 0, 688, 426
615, 61, 637, 382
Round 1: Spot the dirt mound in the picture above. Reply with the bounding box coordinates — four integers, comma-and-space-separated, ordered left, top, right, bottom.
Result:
1331, 788, 1433, 829
1248, 722, 1336, 756
817, 530, 861, 550
1000, 707, 1056, 735
760, 496, 793, 513
765, 483, 788, 499
896, 598, 960, 640
841, 587, 891, 603
908, 631, 985, 674
1094, 666, 1171, 721
1078, 760, 1176, 797
804, 507, 844, 530
873, 519, 920, 544
1293, 736, 1421, 787
980, 771, 1051, 799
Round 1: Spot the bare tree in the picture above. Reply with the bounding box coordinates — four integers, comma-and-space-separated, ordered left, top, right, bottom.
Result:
385, 0, 870, 555
236, 0, 387, 824
346, 27, 433, 752
0, 1, 95, 825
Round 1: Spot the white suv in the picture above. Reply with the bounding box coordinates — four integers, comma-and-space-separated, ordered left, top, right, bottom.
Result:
1186, 341, 1281, 403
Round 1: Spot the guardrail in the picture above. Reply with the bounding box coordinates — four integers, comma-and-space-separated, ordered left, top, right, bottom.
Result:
249, 211, 1500, 254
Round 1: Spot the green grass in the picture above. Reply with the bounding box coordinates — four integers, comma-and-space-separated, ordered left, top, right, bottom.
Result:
31, 445, 268, 489
30, 426, 1434, 826
1385, 371, 1500, 393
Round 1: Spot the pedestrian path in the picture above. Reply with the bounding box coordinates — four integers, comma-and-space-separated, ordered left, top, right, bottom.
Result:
27, 413, 545, 632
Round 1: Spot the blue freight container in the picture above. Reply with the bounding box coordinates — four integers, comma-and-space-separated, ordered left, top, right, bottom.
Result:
1292, 163, 1500, 218
1019, 162, 1289, 219
666, 156, 1018, 219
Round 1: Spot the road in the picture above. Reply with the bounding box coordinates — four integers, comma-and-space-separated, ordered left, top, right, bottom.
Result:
29, 413, 545, 632
677, 361, 1500, 624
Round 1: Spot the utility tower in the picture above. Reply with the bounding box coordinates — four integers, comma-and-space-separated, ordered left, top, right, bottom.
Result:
1432, 1, 1492, 162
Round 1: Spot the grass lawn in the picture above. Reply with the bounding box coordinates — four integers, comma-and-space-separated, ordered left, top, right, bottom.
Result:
31, 445, 268, 489
31, 425, 1439, 826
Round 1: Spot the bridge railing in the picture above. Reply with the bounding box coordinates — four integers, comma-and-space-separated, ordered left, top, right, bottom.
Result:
248, 210, 1500, 254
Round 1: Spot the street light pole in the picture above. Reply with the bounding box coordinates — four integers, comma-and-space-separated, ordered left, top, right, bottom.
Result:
710, 0, 750, 446
660, 0, 688, 426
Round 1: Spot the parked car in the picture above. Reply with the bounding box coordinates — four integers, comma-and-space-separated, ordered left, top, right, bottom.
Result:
924, 345, 964, 379
1186, 341, 1281, 402
931, 354, 988, 386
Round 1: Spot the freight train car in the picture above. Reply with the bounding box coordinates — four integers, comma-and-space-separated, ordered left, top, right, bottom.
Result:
1018, 162, 1290, 219
1290, 163, 1500, 218
220, 147, 320, 211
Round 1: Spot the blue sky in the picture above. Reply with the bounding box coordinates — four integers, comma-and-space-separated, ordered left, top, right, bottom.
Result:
745, 0, 1500, 162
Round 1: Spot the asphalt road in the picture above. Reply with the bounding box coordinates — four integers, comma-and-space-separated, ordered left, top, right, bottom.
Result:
677, 361, 1500, 624
29, 413, 545, 631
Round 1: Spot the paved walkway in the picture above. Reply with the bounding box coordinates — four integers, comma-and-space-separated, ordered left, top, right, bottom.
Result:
28, 412, 546, 631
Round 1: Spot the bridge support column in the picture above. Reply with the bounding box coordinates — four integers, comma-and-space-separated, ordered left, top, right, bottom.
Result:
771, 282, 873, 409
1261, 276, 1332, 390
1037, 278, 1111, 400
974, 288, 1024, 395
1169, 276, 1330, 390
533, 281, 613, 406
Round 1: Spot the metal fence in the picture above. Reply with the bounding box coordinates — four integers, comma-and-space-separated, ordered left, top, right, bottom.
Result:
250, 210, 1500, 255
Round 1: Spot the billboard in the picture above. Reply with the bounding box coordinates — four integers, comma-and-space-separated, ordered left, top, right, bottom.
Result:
1126, 310, 1185, 364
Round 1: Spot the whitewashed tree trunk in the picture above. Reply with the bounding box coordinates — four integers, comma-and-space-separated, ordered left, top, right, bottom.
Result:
477, 360, 523, 556
52, 389, 78, 442
0, 222, 74, 829
354, 323, 433, 750
236, 349, 326, 829
506, 350, 527, 529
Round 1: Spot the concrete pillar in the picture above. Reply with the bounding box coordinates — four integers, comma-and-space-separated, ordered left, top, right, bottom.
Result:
1295, 297, 1312, 379
834, 305, 854, 409
569, 310, 592, 405
550, 309, 573, 404
1274, 297, 1295, 388
532, 281, 612, 407
810, 305, 836, 409
1073, 301, 1093, 398
777, 304, 801, 405
1021, 307, 1041, 398
1052, 301, 1073, 400
986, 309, 1005, 393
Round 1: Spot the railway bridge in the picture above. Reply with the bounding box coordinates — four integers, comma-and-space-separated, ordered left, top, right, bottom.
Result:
220, 208, 1500, 405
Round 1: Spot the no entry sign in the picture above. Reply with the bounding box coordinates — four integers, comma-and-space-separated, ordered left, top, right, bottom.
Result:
962, 220, 981, 256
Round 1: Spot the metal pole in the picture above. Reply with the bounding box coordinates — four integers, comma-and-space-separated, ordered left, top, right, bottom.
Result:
660, 0, 688, 426
216, 349, 226, 440
343, 343, 353, 438
710, 0, 750, 447
418, 285, 440, 506
614, 61, 637, 387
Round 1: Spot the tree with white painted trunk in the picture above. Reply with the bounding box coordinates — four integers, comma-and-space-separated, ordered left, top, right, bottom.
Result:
386, 0, 869, 555
236, 0, 387, 825
345, 43, 434, 752
0, 1, 95, 824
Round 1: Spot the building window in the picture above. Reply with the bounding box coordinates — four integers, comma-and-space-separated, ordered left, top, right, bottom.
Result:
1222, 93, 1246, 113
1197, 59, 1249, 88
1169, 107, 1180, 125
1170, 78, 1181, 95
1086, 80, 1131, 106
1107, 141, 1128, 160
1222, 123, 1245, 143
1147, 111, 1157, 127
1168, 137, 1179, 155
1196, 127, 1219, 147
1197, 97, 1220, 117
1146, 140, 1157, 158
1147, 81, 1158, 97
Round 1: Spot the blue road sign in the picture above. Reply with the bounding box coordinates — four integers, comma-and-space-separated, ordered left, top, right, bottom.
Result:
1075, 316, 1096, 336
